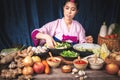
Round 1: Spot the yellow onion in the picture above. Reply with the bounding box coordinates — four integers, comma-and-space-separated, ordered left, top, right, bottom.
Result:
105, 63, 119, 75
118, 70, 120, 76
23, 56, 33, 66
22, 66, 34, 75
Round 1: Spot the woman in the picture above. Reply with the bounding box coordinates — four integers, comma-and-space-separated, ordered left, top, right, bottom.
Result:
31, 0, 93, 48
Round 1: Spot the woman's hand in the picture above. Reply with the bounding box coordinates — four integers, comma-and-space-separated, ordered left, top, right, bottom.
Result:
45, 34, 56, 48
86, 35, 93, 43
36, 33, 56, 48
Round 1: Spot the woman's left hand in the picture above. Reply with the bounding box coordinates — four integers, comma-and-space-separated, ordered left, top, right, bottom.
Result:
86, 35, 93, 43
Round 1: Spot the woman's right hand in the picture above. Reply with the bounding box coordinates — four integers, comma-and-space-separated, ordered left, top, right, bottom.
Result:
36, 32, 56, 48
45, 34, 56, 48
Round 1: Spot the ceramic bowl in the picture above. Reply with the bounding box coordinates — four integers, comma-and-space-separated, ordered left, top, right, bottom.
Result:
61, 65, 72, 73
60, 50, 79, 61
87, 57, 104, 70
46, 57, 62, 68
49, 42, 72, 56
73, 59, 88, 70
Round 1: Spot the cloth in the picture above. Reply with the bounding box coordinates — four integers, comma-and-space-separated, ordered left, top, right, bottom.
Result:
31, 18, 86, 46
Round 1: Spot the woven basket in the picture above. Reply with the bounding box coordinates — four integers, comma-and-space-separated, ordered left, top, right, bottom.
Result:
105, 51, 120, 66
98, 35, 120, 51
105, 57, 120, 66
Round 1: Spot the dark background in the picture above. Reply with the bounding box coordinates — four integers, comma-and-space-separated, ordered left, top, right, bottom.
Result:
0, 0, 120, 50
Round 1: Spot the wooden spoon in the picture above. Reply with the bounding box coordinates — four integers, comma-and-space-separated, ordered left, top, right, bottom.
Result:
94, 54, 98, 63
78, 56, 81, 62
49, 52, 55, 61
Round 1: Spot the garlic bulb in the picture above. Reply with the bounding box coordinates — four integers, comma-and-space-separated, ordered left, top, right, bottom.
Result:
78, 70, 84, 76
9, 61, 16, 69
81, 70, 86, 75
75, 75, 79, 78
72, 68, 78, 74
78, 70, 86, 76
83, 75, 88, 79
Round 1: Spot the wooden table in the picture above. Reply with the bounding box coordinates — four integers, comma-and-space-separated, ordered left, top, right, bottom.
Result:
33, 54, 120, 80
33, 68, 120, 80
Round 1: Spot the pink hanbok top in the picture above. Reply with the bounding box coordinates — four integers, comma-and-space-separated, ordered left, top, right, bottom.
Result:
31, 18, 86, 46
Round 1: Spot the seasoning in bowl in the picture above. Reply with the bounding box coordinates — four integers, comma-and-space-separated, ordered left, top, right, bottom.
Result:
61, 65, 72, 73
46, 57, 61, 68
87, 57, 104, 70
73, 59, 88, 70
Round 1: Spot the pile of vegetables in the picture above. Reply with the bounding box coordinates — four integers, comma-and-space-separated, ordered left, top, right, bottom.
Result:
112, 23, 120, 38
0, 46, 34, 79
60, 50, 79, 58
54, 42, 71, 49
98, 22, 120, 51
0, 46, 50, 80
99, 22, 120, 39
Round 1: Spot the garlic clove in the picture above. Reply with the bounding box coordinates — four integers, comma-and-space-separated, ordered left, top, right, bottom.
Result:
72, 68, 78, 73
71, 72, 75, 74
78, 70, 84, 76
79, 76, 84, 80
81, 70, 86, 75
75, 75, 79, 78
84, 75, 88, 79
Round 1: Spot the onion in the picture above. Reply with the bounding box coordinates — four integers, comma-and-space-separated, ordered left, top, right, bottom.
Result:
118, 70, 120, 76
115, 55, 120, 61
23, 56, 33, 66
22, 66, 34, 75
105, 63, 119, 75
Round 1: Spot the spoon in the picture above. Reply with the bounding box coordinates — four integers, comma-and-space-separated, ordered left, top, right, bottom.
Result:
94, 54, 98, 63
49, 52, 55, 61
78, 56, 81, 62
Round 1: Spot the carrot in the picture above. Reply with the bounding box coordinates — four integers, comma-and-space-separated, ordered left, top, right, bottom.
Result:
42, 60, 50, 74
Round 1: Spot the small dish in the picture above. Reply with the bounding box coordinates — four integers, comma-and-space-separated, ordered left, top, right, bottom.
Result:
87, 57, 104, 70
73, 43, 100, 52
60, 50, 79, 61
49, 42, 72, 56
46, 57, 62, 68
73, 43, 100, 57
73, 59, 88, 70
61, 65, 72, 73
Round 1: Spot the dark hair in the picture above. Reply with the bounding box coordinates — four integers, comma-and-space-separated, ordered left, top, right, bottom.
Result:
63, 0, 79, 10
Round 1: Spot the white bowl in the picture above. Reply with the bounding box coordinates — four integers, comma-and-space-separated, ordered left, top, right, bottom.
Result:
73, 59, 88, 70
87, 57, 104, 70
46, 57, 61, 68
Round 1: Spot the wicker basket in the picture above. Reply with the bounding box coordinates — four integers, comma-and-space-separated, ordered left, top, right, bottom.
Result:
105, 57, 120, 66
105, 52, 120, 66
98, 35, 120, 51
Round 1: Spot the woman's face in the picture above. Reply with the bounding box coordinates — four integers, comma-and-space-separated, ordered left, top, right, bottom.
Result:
63, 2, 78, 21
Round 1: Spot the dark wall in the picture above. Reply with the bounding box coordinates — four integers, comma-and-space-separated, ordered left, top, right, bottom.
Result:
0, 0, 120, 50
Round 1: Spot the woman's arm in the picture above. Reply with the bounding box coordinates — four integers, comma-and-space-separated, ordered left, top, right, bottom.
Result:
36, 32, 56, 48
31, 19, 59, 47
